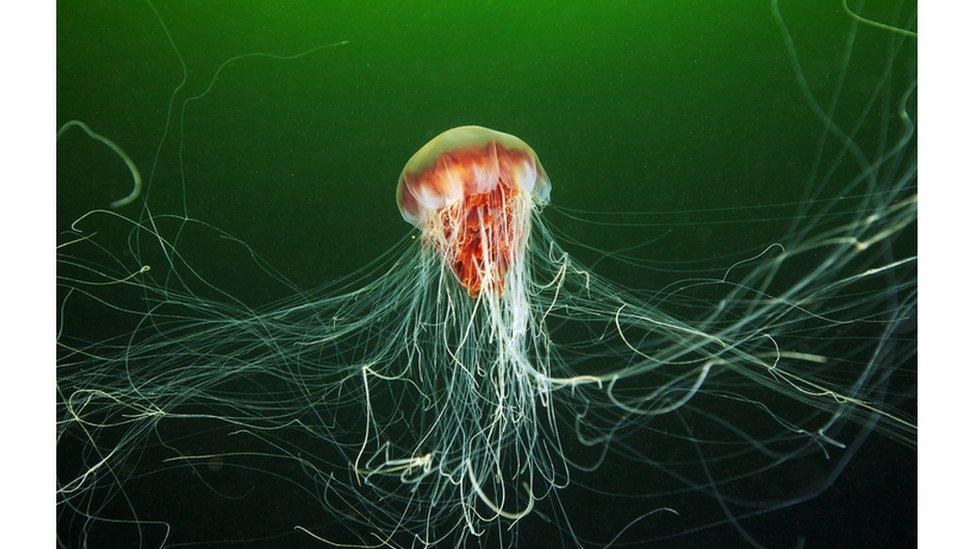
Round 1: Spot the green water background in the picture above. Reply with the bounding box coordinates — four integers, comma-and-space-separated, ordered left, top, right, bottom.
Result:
57, 0, 916, 546
57, 0, 915, 292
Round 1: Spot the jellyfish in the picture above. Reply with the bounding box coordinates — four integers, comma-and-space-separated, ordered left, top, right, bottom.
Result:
57, 121, 915, 545
56, 2, 917, 547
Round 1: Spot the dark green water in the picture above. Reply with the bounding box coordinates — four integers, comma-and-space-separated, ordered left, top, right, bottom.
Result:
57, 1, 916, 547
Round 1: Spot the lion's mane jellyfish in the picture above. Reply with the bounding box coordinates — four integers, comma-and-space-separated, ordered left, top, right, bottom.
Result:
396, 126, 551, 297
56, 117, 917, 546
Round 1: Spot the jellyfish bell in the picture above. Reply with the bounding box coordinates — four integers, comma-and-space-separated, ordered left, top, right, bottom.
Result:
396, 126, 551, 297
